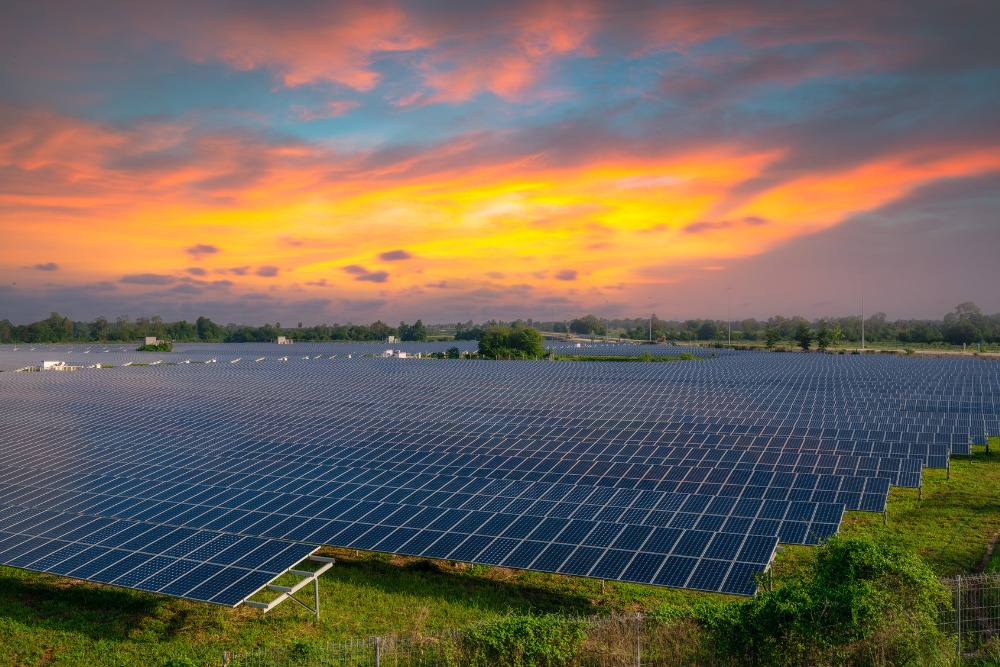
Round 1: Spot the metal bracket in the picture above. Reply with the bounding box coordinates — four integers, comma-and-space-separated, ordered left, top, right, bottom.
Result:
244, 556, 334, 620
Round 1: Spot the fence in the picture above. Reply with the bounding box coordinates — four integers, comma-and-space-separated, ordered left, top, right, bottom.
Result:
939, 572, 1000, 659
221, 613, 713, 667
222, 574, 1000, 667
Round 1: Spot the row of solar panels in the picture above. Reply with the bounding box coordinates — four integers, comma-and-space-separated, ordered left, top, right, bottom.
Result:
0, 505, 316, 606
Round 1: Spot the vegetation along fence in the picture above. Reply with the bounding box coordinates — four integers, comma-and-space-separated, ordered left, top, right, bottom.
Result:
221, 574, 1000, 667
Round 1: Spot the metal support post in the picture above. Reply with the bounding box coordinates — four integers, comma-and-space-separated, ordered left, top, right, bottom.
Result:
883, 509, 887, 526
221, 650, 229, 665
635, 612, 641, 667
956, 575, 961, 660
244, 555, 334, 619
375, 636, 381, 667
601, 579, 605, 594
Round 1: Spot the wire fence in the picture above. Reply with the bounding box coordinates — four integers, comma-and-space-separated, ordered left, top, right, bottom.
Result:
221, 574, 1000, 667
221, 614, 713, 667
939, 572, 1000, 659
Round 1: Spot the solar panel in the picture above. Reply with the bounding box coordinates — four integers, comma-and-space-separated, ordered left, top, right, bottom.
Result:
0, 505, 316, 606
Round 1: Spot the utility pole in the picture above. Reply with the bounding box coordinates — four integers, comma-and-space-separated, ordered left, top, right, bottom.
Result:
605, 299, 609, 340
727, 287, 732, 345
861, 271, 865, 351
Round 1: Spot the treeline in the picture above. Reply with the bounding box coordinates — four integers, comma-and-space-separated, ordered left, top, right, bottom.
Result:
0, 313, 431, 344
542, 301, 997, 345
2, 302, 997, 346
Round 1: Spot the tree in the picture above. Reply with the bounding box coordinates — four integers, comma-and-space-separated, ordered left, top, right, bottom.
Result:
943, 301, 985, 344
478, 324, 513, 358
478, 324, 544, 359
446, 346, 461, 359
399, 319, 428, 342
196, 316, 221, 341
569, 314, 604, 336
815, 319, 834, 351
508, 326, 545, 357
90, 315, 109, 340
697, 320, 720, 340
794, 321, 812, 351
369, 320, 395, 340
764, 326, 780, 349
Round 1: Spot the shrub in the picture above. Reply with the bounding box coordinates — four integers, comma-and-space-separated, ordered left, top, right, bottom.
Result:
158, 658, 196, 667
705, 535, 951, 666
455, 614, 587, 667
136, 341, 173, 351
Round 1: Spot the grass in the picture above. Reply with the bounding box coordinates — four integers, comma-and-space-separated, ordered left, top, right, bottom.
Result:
1, 440, 997, 666
774, 440, 1000, 581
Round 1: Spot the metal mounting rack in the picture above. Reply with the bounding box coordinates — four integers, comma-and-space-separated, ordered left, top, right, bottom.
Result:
244, 555, 335, 620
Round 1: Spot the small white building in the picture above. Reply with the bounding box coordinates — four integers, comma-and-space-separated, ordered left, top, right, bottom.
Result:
276, 336, 291, 344
140, 337, 159, 346
41, 360, 83, 371
385, 335, 397, 343
382, 349, 415, 358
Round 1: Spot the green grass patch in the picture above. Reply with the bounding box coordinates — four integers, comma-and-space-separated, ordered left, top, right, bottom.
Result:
0, 440, 997, 665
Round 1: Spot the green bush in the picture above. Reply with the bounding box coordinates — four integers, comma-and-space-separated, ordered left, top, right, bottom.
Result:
136, 342, 173, 351
704, 535, 951, 666
288, 639, 312, 661
455, 614, 587, 667
158, 658, 197, 667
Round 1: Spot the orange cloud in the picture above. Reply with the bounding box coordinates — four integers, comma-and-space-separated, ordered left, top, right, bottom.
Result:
3, 101, 999, 309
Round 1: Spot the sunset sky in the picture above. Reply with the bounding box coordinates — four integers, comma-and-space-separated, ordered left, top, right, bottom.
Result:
2, 1, 998, 325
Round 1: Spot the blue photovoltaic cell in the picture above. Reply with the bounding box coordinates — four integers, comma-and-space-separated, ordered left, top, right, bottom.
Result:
501, 541, 547, 569
589, 549, 635, 580
421, 532, 468, 559
558, 546, 603, 576
621, 552, 666, 584
721, 562, 760, 596
653, 556, 697, 588
687, 559, 731, 592
532, 543, 575, 572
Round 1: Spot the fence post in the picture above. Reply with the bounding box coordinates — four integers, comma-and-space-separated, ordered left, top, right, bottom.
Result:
635, 612, 641, 667
375, 635, 381, 667
221, 650, 229, 666
955, 574, 961, 661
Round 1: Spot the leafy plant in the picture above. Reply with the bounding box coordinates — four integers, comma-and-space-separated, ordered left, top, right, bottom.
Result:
158, 658, 197, 667
794, 321, 813, 351
456, 614, 587, 667
704, 535, 951, 666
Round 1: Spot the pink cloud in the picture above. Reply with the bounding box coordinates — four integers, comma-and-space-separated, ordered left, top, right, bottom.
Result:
175, 4, 431, 91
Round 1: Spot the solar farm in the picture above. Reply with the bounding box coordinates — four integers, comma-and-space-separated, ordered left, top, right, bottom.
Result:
0, 344, 995, 615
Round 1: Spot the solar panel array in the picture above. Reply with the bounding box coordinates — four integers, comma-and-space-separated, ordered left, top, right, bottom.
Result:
0, 346, 995, 604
